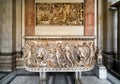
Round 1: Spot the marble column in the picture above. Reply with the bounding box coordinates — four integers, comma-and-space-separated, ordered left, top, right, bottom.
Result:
111, 9, 118, 55
110, 0, 118, 71
112, 1, 120, 72
103, 0, 118, 53
0, 0, 16, 71
118, 4, 120, 69
118, 3, 120, 70
97, 0, 104, 50
0, 0, 2, 52
16, 0, 22, 52
16, 0, 23, 68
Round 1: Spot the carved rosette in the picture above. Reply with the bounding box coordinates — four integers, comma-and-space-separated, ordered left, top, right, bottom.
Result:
24, 36, 96, 72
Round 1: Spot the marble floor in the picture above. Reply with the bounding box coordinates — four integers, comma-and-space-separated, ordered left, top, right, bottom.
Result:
0, 72, 9, 80
9, 74, 112, 84
0, 69, 113, 84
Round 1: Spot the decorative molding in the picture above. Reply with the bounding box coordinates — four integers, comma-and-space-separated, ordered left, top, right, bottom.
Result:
24, 36, 96, 40
25, 66, 94, 72
35, 0, 84, 3
0, 51, 22, 56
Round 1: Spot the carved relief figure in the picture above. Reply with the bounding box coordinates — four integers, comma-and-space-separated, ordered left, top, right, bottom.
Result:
24, 40, 96, 68
36, 45, 47, 67
46, 43, 58, 67
24, 41, 39, 67
36, 3, 84, 25
56, 43, 66, 67
76, 42, 91, 66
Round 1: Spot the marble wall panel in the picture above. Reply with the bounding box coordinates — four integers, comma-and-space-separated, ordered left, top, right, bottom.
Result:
25, 0, 35, 36
84, 0, 94, 36
0, 0, 16, 71
0, 55, 16, 71
1, 0, 13, 53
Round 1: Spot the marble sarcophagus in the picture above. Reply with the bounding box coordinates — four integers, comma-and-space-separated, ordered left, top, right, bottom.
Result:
24, 36, 96, 72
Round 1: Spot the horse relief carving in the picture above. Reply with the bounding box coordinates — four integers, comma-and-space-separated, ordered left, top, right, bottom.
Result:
24, 40, 96, 69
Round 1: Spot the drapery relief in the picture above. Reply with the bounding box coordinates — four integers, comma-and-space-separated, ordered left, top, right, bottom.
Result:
24, 40, 96, 69
36, 3, 84, 25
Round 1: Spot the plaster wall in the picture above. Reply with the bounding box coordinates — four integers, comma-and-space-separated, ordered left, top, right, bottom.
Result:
35, 26, 84, 35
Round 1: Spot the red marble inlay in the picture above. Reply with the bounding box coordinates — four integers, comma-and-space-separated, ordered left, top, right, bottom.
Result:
84, 0, 94, 36
25, 0, 35, 36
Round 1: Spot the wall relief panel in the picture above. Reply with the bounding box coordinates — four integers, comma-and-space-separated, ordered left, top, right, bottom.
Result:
36, 3, 84, 26
25, 0, 95, 36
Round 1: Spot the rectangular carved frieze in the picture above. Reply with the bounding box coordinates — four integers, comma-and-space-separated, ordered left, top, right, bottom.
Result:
24, 36, 96, 72
36, 3, 84, 26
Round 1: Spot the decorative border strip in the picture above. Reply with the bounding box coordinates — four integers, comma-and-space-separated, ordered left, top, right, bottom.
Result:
35, 0, 84, 3
25, 65, 94, 72
24, 35, 96, 40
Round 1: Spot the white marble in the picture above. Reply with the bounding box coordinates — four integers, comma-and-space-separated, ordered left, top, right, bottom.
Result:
81, 76, 111, 84
10, 76, 39, 84
99, 65, 107, 79
94, 65, 107, 79
0, 73, 6, 79
107, 72, 120, 84
8, 75, 112, 84
35, 26, 84, 36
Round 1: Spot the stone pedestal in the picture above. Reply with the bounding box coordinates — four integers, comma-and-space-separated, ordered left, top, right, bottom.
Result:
94, 64, 107, 79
